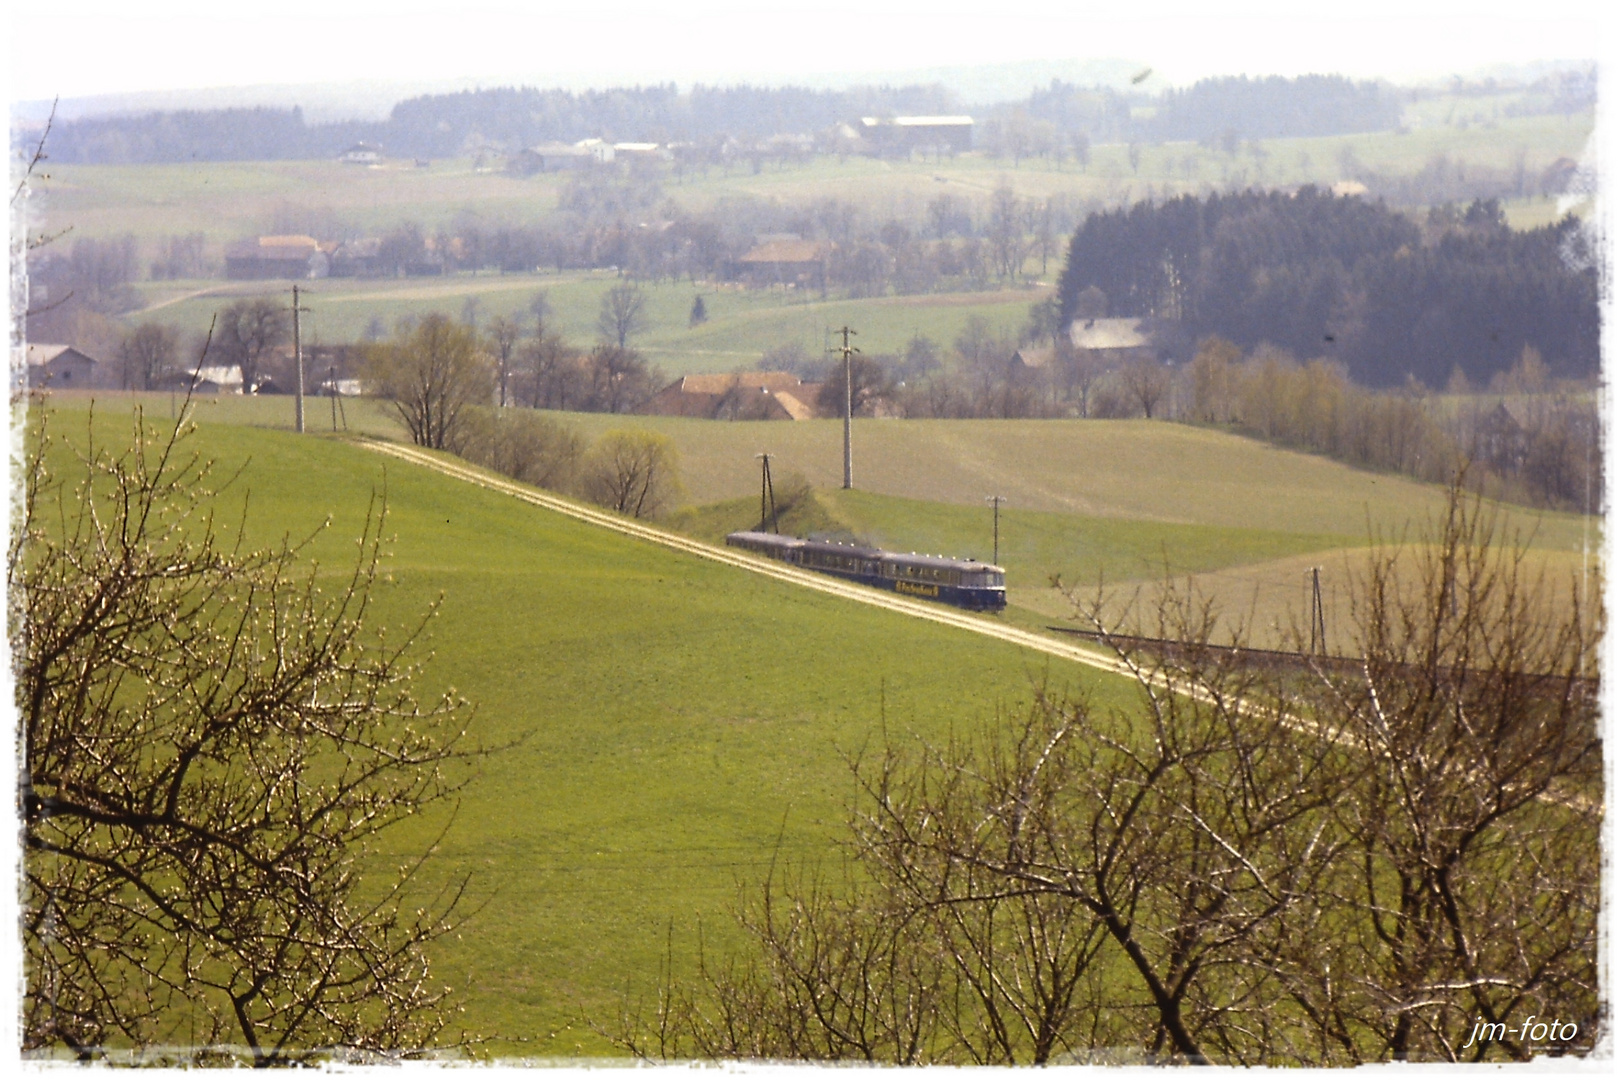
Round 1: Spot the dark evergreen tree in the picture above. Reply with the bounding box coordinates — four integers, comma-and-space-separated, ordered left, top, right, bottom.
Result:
1056, 191, 1598, 387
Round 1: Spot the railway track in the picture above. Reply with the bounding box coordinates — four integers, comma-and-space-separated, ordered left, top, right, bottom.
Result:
355, 437, 1137, 680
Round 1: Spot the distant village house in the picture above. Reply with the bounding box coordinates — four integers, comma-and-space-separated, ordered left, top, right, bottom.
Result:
155, 364, 245, 394
735, 237, 832, 291
510, 138, 617, 175
643, 372, 823, 421
858, 116, 974, 157
339, 142, 383, 165
25, 344, 101, 389
224, 235, 332, 280
1069, 317, 1156, 366
329, 237, 384, 277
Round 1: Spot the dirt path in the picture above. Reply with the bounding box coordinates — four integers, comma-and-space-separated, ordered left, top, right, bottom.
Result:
355, 437, 1133, 680
130, 283, 261, 316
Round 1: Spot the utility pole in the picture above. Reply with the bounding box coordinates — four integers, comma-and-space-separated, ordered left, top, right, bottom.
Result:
291, 285, 312, 434
756, 452, 779, 533
831, 326, 859, 489
1308, 566, 1326, 656
985, 495, 1006, 566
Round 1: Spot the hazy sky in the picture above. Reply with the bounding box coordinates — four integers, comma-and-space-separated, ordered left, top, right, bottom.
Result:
7, 0, 1612, 102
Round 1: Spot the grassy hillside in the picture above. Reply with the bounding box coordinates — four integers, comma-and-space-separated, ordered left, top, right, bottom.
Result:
50, 391, 1598, 654
36, 401, 1135, 1056
72, 393, 1590, 551
558, 412, 1594, 552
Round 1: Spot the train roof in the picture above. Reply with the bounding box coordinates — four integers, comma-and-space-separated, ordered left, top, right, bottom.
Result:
726, 531, 1003, 573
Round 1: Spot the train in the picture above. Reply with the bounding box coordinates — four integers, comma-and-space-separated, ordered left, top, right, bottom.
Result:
725, 531, 1007, 611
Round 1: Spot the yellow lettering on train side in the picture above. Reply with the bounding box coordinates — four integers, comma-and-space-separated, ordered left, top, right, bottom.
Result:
896, 581, 940, 597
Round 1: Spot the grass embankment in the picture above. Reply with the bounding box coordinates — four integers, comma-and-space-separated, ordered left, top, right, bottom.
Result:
39, 402, 1134, 1056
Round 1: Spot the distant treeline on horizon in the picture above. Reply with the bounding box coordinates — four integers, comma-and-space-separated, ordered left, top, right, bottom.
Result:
27, 71, 1594, 166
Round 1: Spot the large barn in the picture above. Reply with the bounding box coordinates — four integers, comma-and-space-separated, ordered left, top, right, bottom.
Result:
858, 115, 974, 156
735, 239, 832, 291
224, 235, 332, 280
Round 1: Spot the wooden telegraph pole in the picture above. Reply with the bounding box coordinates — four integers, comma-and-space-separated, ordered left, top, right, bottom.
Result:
985, 494, 1006, 566
1308, 566, 1326, 656
832, 326, 859, 489
291, 285, 313, 434
756, 452, 779, 534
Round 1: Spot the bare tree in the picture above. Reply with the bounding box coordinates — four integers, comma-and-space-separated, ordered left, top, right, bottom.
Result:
581, 429, 681, 518
987, 183, 1027, 283
583, 344, 655, 414
520, 329, 579, 410
456, 407, 586, 491
609, 482, 1599, 1065
1122, 356, 1171, 418
15, 407, 472, 1062
814, 355, 893, 419
116, 322, 179, 390
216, 297, 289, 392
528, 290, 552, 334
597, 280, 648, 349
1270, 489, 1602, 1063
487, 314, 521, 408
363, 313, 494, 450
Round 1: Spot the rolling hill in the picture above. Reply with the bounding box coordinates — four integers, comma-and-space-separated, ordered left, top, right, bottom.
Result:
35, 401, 1139, 1055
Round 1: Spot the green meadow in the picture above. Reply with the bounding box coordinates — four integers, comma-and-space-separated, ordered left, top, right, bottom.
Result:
124, 273, 1046, 378
41, 109, 1591, 248
36, 401, 1139, 1055
58, 388, 1598, 654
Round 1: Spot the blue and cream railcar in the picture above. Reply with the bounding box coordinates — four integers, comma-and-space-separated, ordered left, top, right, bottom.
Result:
725, 531, 1007, 611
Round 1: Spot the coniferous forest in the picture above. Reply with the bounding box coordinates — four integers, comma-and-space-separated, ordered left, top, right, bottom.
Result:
1056, 189, 1598, 387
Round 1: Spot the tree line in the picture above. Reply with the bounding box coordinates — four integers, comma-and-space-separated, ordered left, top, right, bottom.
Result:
360, 309, 681, 519
1056, 189, 1599, 388
32, 73, 1425, 166
746, 307, 1597, 514
35, 83, 955, 165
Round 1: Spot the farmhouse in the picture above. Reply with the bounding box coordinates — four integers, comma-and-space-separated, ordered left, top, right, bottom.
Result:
339, 142, 383, 165
24, 344, 101, 389
155, 364, 245, 394
613, 142, 670, 161
1010, 344, 1056, 371
858, 115, 974, 157
511, 138, 616, 174
329, 237, 384, 277
224, 235, 332, 280
643, 372, 822, 421
735, 238, 832, 291
1069, 317, 1155, 365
